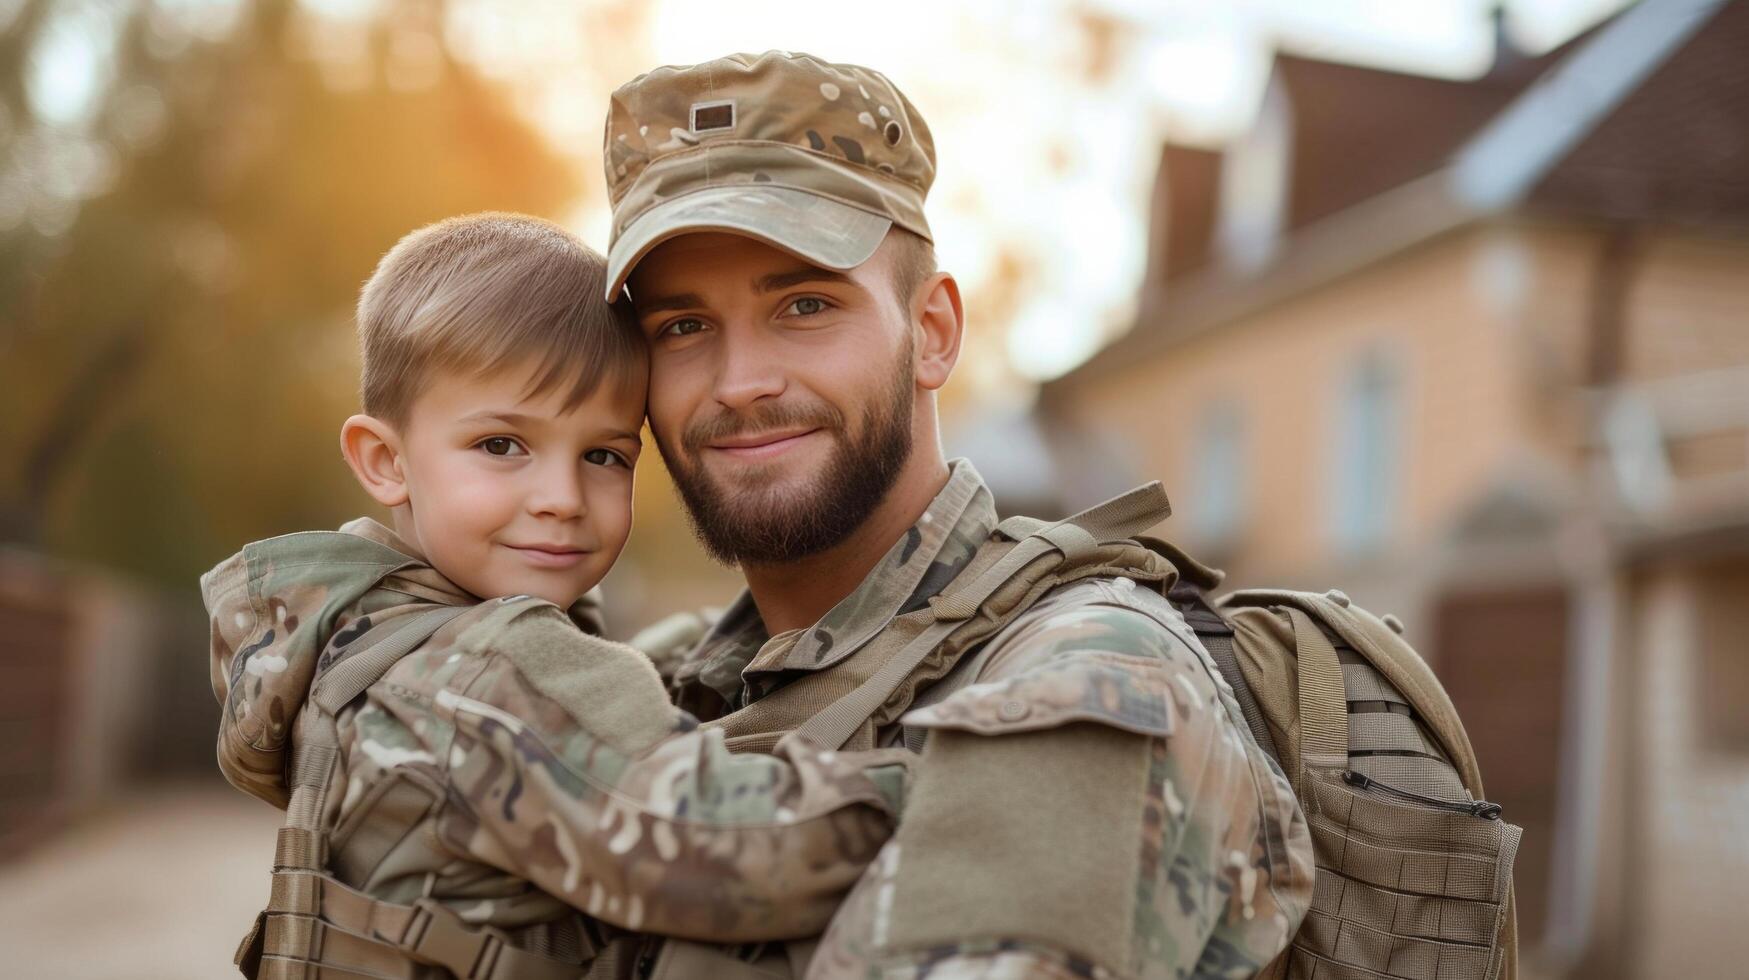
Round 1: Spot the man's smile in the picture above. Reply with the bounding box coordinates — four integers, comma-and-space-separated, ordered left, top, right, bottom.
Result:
705, 427, 823, 461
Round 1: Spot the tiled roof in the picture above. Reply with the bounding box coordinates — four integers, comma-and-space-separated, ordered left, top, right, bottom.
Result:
1054, 0, 1736, 388
1526, 0, 1749, 228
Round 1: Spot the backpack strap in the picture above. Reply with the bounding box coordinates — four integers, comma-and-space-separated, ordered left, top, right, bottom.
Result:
1286, 608, 1348, 774
789, 482, 1172, 751
1164, 575, 1282, 764
1221, 589, 1489, 797
239, 604, 589, 980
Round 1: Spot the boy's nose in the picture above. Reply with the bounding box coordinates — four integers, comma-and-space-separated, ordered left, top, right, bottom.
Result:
527, 465, 586, 519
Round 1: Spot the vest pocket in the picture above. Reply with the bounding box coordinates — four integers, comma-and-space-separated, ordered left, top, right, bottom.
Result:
1342, 770, 1503, 820
1294, 767, 1522, 980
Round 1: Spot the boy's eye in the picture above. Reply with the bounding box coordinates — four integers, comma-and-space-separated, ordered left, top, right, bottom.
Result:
785, 297, 828, 316
584, 448, 628, 468
660, 317, 707, 338
478, 437, 526, 457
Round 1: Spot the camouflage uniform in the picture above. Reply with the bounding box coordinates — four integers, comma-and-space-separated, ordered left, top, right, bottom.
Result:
596, 51, 1310, 976
203, 517, 910, 968
666, 461, 1315, 978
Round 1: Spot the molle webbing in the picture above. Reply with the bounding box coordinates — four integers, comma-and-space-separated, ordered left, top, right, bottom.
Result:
236, 605, 585, 980
706, 482, 1175, 755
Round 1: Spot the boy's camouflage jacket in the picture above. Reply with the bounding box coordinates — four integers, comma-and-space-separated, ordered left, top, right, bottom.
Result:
670, 461, 1316, 978
202, 518, 909, 958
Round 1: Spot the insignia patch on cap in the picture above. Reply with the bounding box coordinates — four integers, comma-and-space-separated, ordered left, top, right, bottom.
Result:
690, 100, 735, 134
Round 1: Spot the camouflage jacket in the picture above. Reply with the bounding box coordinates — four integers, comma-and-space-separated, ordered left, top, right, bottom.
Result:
202, 518, 908, 960
669, 461, 1316, 978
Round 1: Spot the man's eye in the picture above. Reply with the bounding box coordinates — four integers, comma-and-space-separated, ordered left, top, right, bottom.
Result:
584, 448, 628, 468
787, 297, 828, 316
660, 317, 707, 338
478, 437, 526, 457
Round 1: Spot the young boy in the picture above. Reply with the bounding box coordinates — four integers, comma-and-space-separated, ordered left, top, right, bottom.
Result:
202, 213, 905, 979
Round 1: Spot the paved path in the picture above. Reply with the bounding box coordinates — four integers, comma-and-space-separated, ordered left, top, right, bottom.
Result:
0, 782, 281, 979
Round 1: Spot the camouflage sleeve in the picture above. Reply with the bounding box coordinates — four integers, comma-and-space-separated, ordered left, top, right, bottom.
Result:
809, 578, 1314, 979
426, 600, 912, 944
625, 606, 722, 681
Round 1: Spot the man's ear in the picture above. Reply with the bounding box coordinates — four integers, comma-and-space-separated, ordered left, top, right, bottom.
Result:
340, 414, 410, 508
912, 271, 964, 392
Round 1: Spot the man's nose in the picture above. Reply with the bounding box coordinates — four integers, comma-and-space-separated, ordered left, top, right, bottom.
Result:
710, 324, 786, 410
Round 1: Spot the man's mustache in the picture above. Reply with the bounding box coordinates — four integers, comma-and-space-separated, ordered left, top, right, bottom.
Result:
682, 400, 846, 455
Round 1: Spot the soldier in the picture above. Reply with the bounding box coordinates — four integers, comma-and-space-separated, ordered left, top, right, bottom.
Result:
205, 213, 912, 979
603, 52, 1316, 977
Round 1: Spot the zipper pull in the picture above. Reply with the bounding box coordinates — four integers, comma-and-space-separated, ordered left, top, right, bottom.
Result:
1468, 800, 1504, 820
1344, 769, 1504, 820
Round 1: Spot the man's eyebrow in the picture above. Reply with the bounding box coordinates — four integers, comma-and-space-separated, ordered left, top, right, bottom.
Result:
755, 267, 856, 293
632, 292, 706, 316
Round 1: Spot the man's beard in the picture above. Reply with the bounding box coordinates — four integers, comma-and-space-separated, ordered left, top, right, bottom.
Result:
658, 346, 915, 566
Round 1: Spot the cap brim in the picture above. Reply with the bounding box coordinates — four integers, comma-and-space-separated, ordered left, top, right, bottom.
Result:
604, 185, 893, 301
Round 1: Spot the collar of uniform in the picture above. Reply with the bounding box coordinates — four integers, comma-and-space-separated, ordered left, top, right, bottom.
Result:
682, 459, 997, 703
336, 516, 606, 635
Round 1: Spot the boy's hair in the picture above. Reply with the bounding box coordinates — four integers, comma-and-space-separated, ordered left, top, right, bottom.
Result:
358, 212, 644, 425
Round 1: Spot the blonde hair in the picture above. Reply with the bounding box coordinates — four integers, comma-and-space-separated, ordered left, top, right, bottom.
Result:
357, 212, 644, 425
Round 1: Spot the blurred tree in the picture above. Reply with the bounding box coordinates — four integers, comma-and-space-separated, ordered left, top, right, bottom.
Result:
0, 0, 584, 588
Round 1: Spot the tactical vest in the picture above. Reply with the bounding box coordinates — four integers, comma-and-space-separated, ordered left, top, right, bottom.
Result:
659, 486, 1521, 980
650, 483, 1188, 976
233, 605, 627, 980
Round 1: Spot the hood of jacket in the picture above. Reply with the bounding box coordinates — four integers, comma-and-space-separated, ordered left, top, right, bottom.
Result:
201, 517, 606, 808
201, 518, 456, 808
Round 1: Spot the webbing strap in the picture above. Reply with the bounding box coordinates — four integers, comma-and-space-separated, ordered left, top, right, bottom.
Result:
248, 602, 580, 980
314, 606, 469, 715
1058, 481, 1172, 540
1289, 608, 1348, 771
261, 870, 584, 979
790, 482, 1172, 750
790, 615, 966, 750
1199, 631, 1280, 762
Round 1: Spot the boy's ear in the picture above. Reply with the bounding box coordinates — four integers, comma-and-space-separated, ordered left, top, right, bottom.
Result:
340, 415, 409, 508
912, 271, 964, 392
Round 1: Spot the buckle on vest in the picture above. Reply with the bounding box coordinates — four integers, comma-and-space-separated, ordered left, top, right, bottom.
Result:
403, 898, 504, 979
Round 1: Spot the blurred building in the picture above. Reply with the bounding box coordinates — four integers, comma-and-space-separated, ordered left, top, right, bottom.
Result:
1027, 1, 1749, 977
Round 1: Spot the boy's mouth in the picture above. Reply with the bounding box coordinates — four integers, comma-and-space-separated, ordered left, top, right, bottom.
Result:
503, 543, 592, 569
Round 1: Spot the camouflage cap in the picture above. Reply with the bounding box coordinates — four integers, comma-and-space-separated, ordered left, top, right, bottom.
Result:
601, 51, 936, 301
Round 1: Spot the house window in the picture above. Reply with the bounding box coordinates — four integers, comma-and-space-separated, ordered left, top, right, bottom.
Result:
1191, 399, 1245, 546
1331, 349, 1402, 551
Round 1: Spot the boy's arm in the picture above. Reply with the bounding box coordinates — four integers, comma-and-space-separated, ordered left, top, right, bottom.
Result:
424, 601, 909, 944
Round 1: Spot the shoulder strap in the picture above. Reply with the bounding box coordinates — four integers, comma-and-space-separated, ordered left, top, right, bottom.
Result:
790, 482, 1172, 751
313, 605, 471, 715
1165, 578, 1281, 763
1285, 607, 1349, 773
239, 603, 583, 980
272, 604, 468, 882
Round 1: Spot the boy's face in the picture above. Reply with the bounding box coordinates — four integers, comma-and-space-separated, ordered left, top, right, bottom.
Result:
393, 360, 646, 606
